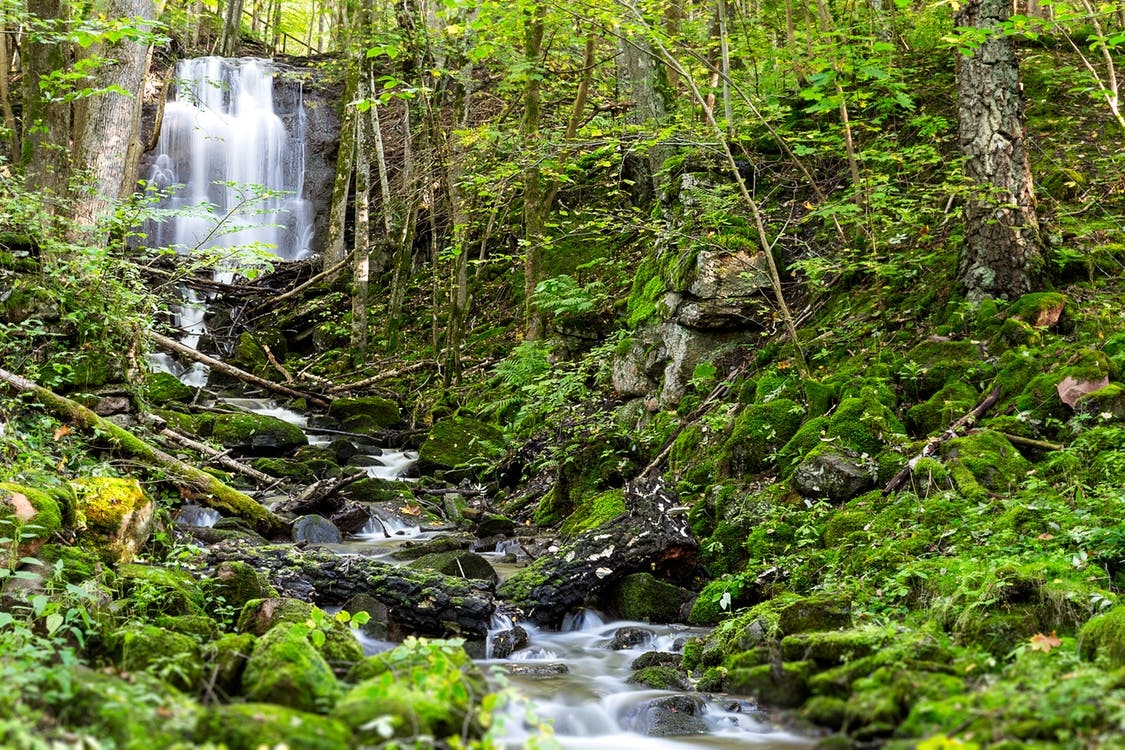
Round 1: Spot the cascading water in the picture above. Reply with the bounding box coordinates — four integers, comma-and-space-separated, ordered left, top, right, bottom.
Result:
145, 57, 313, 262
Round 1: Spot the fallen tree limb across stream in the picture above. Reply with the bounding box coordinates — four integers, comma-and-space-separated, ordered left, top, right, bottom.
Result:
147, 332, 331, 409
0, 367, 291, 538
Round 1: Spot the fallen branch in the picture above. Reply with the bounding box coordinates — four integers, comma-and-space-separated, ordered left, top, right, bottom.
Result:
148, 332, 330, 408
326, 359, 437, 394
265, 251, 353, 309
274, 470, 369, 516
156, 427, 281, 489
883, 385, 1003, 495
1000, 432, 1065, 452
0, 367, 291, 537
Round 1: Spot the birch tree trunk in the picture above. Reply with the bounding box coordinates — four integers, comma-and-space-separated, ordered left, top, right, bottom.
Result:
351, 75, 372, 359
955, 0, 1041, 301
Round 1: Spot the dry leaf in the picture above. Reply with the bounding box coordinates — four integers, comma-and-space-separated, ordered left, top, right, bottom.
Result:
1037, 533, 1054, 541
400, 503, 422, 516
1057, 375, 1109, 408
1029, 631, 1061, 654
53, 425, 72, 440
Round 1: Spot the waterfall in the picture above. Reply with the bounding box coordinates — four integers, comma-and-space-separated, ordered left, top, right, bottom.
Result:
144, 57, 313, 263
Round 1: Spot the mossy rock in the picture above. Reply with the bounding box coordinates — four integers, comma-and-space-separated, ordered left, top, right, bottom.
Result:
906, 381, 980, 437
668, 423, 718, 488
34, 543, 107, 585
601, 572, 695, 623
341, 476, 415, 504
237, 597, 364, 669
211, 412, 307, 455
407, 550, 499, 585
417, 415, 505, 475
241, 621, 341, 713
328, 396, 402, 430
333, 639, 487, 743
70, 476, 155, 564
688, 578, 757, 625
196, 702, 351, 750
626, 665, 691, 690
143, 371, 194, 405
152, 614, 220, 641
1074, 382, 1125, 423
791, 445, 877, 501
1007, 291, 1068, 328
720, 398, 805, 476
780, 628, 889, 665
942, 430, 1031, 498
902, 339, 987, 398
250, 457, 317, 483
1078, 605, 1125, 667
0, 481, 63, 559
202, 560, 277, 613
205, 631, 257, 697
116, 562, 205, 617
777, 596, 853, 635
103, 623, 203, 691
558, 488, 627, 535
780, 394, 906, 476
726, 661, 812, 708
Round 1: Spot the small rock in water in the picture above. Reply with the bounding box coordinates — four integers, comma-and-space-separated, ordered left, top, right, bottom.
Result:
608, 626, 655, 650
505, 662, 569, 678
292, 515, 342, 545
622, 695, 708, 737
630, 651, 682, 670
489, 625, 529, 659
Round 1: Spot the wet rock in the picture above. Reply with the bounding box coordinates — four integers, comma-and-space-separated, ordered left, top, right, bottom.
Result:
71, 476, 154, 564
609, 626, 655, 650
211, 542, 497, 640
341, 593, 391, 641
622, 695, 708, 737
727, 662, 812, 708
791, 446, 877, 502
631, 651, 682, 669
341, 477, 415, 505
627, 665, 691, 690
601, 572, 696, 623
475, 512, 516, 537
143, 371, 194, 405
329, 501, 370, 536
408, 550, 499, 586
489, 624, 529, 659
505, 662, 570, 678
328, 396, 402, 430
417, 416, 505, 477
241, 621, 340, 712
211, 412, 307, 456
292, 514, 342, 544
196, 703, 350, 750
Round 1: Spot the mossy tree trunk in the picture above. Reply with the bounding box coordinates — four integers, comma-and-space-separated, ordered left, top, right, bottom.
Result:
522, 1, 548, 342
955, 0, 1041, 301
21, 0, 72, 209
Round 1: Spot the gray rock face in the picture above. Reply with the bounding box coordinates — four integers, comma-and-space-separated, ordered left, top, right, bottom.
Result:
622, 695, 708, 737
292, 514, 342, 544
792, 447, 878, 501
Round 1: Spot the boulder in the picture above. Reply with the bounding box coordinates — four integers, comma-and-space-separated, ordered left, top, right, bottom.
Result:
621, 695, 708, 737
241, 621, 340, 712
211, 412, 307, 455
116, 563, 205, 617
236, 597, 364, 669
600, 572, 695, 623
71, 476, 154, 564
417, 416, 505, 476
196, 703, 351, 750
407, 550, 499, 586
328, 396, 402, 432
292, 514, 343, 544
203, 560, 277, 612
104, 624, 202, 691
791, 446, 878, 502
0, 482, 62, 559
143, 371, 193, 405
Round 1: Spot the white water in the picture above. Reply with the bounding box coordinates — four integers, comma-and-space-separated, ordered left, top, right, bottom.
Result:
145, 57, 312, 263
487, 615, 815, 750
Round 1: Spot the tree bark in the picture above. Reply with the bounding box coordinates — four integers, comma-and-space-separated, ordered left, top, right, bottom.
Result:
70, 0, 155, 241
323, 68, 357, 274
522, 2, 547, 341
22, 0, 72, 206
351, 79, 371, 358
955, 0, 1041, 301
0, 20, 18, 162
221, 0, 245, 56
0, 367, 290, 538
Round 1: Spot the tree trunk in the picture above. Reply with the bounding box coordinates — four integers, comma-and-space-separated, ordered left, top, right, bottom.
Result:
70, 0, 155, 241
22, 0, 72, 206
221, 0, 244, 56
955, 0, 1041, 301
351, 76, 371, 359
0, 21, 18, 162
522, 2, 547, 341
323, 68, 358, 274
616, 23, 667, 205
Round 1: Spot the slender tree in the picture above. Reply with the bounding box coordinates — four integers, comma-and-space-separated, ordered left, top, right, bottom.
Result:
955, 0, 1041, 301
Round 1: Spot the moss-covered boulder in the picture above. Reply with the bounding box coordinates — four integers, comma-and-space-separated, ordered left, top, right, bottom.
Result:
777, 596, 853, 635
333, 638, 487, 744
906, 381, 980, 437
1007, 291, 1068, 328
1074, 382, 1125, 423
780, 393, 906, 475
116, 562, 205, 617
70, 476, 154, 564
0, 481, 63, 559
557, 488, 628, 535
627, 665, 691, 690
103, 623, 203, 691
1079, 606, 1125, 667
241, 621, 341, 713
791, 445, 877, 501
342, 477, 416, 505
143, 371, 194, 405
407, 550, 499, 585
780, 627, 889, 665
601, 573, 695, 623
196, 702, 351, 750
901, 339, 988, 398
212, 412, 307, 456
202, 560, 277, 613
417, 416, 505, 476
328, 396, 403, 434
720, 398, 805, 476
237, 597, 364, 669
205, 631, 257, 697
727, 661, 812, 708
942, 430, 1031, 499
251, 456, 317, 483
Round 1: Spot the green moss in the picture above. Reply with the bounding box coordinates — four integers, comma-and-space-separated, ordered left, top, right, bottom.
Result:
726, 661, 812, 708
116, 563, 206, 617
602, 572, 694, 623
780, 627, 889, 665
104, 624, 202, 691
237, 598, 363, 669
142, 371, 194, 405
942, 430, 1031, 498
328, 396, 402, 428
720, 398, 805, 476
417, 415, 505, 474
1007, 292, 1068, 327
906, 381, 979, 437
668, 423, 717, 488
1074, 382, 1125, 422
901, 339, 988, 398
1079, 606, 1125, 667
0, 481, 63, 550
197, 702, 351, 749
626, 666, 690, 690
211, 412, 307, 454
251, 457, 316, 483
559, 488, 627, 535
203, 560, 277, 613
205, 632, 257, 696
241, 621, 340, 713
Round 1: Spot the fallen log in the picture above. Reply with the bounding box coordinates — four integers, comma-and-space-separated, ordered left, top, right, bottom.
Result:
205, 539, 496, 640
273, 470, 368, 516
883, 385, 1003, 495
157, 427, 281, 489
0, 367, 291, 538
147, 332, 330, 409
496, 475, 698, 628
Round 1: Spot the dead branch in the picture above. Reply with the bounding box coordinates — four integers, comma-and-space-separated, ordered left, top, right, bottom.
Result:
156, 427, 282, 489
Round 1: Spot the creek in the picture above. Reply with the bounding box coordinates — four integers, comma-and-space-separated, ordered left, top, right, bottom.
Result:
147, 56, 814, 749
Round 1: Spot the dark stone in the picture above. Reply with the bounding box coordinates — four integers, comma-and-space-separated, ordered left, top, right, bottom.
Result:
407, 550, 499, 586
292, 515, 342, 544
792, 447, 877, 501
341, 593, 391, 641
601, 572, 695, 623
609, 627, 655, 650
489, 625, 529, 659
631, 651, 682, 670
329, 501, 370, 536
475, 513, 516, 537
505, 662, 569, 678
622, 695, 708, 737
